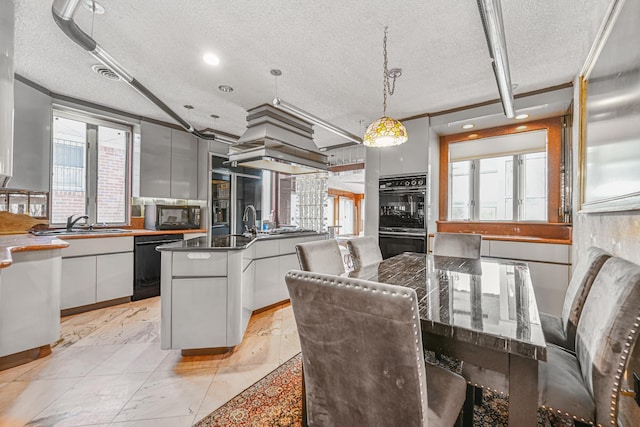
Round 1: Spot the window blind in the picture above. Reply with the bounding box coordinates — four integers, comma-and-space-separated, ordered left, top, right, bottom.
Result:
449, 129, 547, 162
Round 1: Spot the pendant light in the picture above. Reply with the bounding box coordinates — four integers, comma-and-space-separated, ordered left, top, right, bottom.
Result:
363, 27, 408, 148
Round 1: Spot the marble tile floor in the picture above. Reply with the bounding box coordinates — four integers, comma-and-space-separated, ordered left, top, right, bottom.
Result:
0, 297, 301, 427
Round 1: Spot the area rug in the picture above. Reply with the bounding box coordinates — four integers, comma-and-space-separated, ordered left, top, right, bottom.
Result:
194, 353, 573, 427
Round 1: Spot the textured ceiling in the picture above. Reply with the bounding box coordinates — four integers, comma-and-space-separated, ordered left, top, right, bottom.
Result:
14, 0, 612, 147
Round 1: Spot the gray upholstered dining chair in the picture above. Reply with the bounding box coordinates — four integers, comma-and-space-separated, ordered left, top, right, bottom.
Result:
540, 246, 611, 352
346, 236, 383, 269
295, 239, 345, 276
432, 232, 482, 259
285, 270, 467, 426
462, 256, 640, 427
462, 246, 612, 409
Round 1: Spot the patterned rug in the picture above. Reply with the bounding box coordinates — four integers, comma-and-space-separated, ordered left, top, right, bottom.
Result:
194, 353, 573, 427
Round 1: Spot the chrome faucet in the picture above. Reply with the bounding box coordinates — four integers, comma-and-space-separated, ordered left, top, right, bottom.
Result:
66, 214, 89, 231
242, 205, 257, 234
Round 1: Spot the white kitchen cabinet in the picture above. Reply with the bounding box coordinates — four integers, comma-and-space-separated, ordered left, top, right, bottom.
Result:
61, 256, 96, 309
0, 250, 62, 358
378, 118, 429, 176
526, 261, 571, 317
254, 239, 279, 258
11, 79, 52, 191
139, 121, 199, 199
61, 236, 134, 311
254, 258, 280, 309
482, 239, 571, 317
170, 129, 198, 199
96, 252, 134, 302
139, 121, 172, 198
171, 278, 227, 349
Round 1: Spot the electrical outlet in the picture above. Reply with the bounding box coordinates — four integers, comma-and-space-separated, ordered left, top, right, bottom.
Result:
633, 372, 640, 407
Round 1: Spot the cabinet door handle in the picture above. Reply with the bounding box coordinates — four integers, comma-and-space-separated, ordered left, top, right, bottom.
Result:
187, 252, 211, 260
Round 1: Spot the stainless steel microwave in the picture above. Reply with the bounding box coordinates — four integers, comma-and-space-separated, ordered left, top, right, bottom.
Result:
144, 205, 201, 230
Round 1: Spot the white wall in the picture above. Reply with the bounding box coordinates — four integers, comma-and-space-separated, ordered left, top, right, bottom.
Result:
363, 116, 431, 236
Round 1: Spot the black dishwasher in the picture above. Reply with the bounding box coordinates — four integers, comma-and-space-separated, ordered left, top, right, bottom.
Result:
133, 234, 183, 301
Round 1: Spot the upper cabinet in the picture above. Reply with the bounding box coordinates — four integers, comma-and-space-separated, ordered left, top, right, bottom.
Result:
139, 121, 198, 199
377, 117, 429, 176
11, 80, 52, 192
170, 129, 198, 199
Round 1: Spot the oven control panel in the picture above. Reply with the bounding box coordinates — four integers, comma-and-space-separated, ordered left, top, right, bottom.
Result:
379, 175, 426, 190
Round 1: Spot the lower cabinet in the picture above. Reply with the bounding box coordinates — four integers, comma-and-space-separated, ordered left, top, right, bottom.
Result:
96, 253, 135, 302
481, 240, 571, 317
252, 236, 325, 309
171, 278, 227, 349
61, 237, 134, 311
254, 258, 280, 309
61, 252, 134, 310
0, 250, 62, 358
61, 256, 97, 309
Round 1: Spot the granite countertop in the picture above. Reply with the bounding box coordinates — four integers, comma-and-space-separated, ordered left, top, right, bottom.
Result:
349, 252, 547, 361
0, 235, 70, 269
157, 230, 327, 252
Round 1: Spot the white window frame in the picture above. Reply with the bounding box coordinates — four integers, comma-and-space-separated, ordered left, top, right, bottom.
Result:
450, 152, 547, 222
51, 109, 132, 226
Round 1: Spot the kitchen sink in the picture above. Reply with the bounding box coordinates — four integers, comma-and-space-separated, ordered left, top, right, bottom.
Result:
31, 228, 129, 236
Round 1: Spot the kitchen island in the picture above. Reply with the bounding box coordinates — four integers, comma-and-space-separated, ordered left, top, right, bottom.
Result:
157, 231, 327, 353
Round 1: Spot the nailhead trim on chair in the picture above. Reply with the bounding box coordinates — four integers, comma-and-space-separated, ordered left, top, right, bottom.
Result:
286, 270, 427, 425
538, 313, 640, 427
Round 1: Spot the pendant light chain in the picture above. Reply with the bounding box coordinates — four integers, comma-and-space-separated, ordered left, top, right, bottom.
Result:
382, 26, 398, 117
363, 26, 408, 148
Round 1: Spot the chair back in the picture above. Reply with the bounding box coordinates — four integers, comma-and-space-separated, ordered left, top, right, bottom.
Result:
560, 247, 611, 350
285, 270, 428, 426
295, 239, 345, 275
347, 236, 383, 269
575, 256, 640, 426
433, 232, 482, 259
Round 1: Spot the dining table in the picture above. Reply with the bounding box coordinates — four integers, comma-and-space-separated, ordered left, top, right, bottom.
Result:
348, 252, 547, 427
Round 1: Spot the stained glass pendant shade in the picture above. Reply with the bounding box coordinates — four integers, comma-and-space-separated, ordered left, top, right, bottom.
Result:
363, 116, 408, 147
363, 27, 408, 148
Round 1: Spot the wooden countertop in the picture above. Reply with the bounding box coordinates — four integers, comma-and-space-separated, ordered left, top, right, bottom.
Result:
0, 235, 70, 269
57, 228, 207, 240
0, 229, 206, 268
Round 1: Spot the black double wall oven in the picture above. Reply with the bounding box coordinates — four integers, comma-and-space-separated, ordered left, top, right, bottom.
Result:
379, 174, 427, 259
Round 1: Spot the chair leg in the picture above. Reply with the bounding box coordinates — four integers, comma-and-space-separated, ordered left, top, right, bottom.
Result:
473, 385, 483, 406
462, 384, 475, 427
301, 363, 308, 427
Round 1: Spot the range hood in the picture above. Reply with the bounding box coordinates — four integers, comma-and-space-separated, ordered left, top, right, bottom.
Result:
227, 104, 328, 175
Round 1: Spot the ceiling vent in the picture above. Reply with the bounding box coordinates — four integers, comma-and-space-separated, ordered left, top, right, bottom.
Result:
91, 64, 120, 81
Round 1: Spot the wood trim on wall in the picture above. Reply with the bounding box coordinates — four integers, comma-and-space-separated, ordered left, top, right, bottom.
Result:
439, 116, 565, 223
328, 189, 364, 235
436, 221, 571, 241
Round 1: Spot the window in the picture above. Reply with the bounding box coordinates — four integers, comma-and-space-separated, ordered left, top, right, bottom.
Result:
448, 130, 548, 222
51, 112, 131, 225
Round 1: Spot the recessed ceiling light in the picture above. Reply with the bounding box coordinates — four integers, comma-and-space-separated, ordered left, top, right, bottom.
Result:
516, 125, 527, 130
462, 124, 474, 129
515, 113, 529, 120
218, 85, 234, 93
82, 0, 105, 14
468, 134, 479, 139
203, 53, 220, 66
